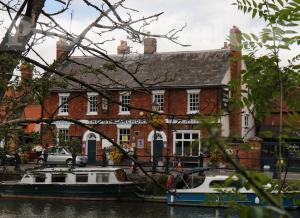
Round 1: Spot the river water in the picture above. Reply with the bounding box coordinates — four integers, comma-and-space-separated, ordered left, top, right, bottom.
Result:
0, 199, 228, 218
0, 199, 299, 218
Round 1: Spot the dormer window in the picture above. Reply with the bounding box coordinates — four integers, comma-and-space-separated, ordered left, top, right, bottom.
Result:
58, 93, 70, 116
119, 91, 131, 115
187, 89, 200, 114
87, 92, 98, 115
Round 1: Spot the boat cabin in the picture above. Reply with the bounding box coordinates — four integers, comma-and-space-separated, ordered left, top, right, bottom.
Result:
173, 175, 253, 193
20, 167, 130, 185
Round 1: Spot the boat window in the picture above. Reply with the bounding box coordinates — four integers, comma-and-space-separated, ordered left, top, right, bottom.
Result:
96, 173, 109, 183
76, 174, 88, 183
209, 180, 235, 188
115, 169, 128, 182
35, 174, 46, 183
52, 174, 66, 183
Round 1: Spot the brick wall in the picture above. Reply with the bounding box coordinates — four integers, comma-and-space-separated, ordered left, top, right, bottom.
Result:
42, 87, 225, 158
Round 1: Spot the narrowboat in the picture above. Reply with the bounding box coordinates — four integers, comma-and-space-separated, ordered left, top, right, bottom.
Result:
0, 167, 144, 201
166, 172, 300, 209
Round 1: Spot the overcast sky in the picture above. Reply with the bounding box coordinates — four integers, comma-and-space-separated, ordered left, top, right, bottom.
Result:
0, 0, 297, 66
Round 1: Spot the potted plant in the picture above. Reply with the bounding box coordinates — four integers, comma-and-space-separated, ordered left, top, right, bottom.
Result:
149, 114, 165, 130
107, 146, 122, 165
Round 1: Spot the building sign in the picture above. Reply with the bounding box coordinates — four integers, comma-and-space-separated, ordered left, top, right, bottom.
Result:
83, 119, 148, 125
137, 139, 144, 148
54, 118, 212, 127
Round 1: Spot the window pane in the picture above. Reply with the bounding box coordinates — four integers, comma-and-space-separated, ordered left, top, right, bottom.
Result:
176, 133, 182, 139
192, 133, 199, 139
52, 175, 66, 183
35, 174, 46, 183
60, 96, 69, 113
183, 141, 191, 156
175, 141, 182, 156
58, 129, 69, 143
154, 94, 164, 111
76, 174, 88, 183
192, 142, 199, 156
88, 95, 98, 113
120, 94, 130, 112
96, 173, 109, 183
189, 93, 199, 112
119, 129, 130, 145
184, 133, 190, 139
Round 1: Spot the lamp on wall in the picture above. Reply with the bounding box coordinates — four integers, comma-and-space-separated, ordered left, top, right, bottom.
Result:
152, 98, 160, 113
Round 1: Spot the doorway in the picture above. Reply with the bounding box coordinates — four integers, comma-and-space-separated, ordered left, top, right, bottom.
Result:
87, 134, 97, 164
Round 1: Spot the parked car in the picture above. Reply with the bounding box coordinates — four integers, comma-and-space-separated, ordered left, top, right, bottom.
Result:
37, 146, 87, 167
0, 154, 16, 166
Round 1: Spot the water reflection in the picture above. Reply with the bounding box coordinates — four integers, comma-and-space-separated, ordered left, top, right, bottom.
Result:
0, 199, 227, 218
0, 199, 299, 218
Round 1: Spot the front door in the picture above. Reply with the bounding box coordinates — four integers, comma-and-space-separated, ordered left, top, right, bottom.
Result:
153, 139, 163, 161
88, 139, 96, 164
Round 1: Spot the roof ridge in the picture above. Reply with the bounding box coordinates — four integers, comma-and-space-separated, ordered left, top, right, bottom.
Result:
70, 48, 230, 59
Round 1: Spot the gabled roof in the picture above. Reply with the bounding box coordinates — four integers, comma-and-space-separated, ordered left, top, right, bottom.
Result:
51, 49, 231, 91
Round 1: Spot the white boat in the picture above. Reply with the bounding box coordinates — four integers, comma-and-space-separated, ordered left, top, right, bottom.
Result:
166, 172, 300, 209
0, 167, 144, 201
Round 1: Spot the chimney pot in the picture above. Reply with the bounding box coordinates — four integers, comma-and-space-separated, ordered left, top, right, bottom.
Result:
223, 42, 228, 49
56, 37, 70, 60
20, 63, 33, 81
144, 37, 157, 54
230, 26, 242, 51
117, 40, 130, 54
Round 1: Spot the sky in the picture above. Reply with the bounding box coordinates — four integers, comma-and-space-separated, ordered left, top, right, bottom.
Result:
0, 0, 297, 67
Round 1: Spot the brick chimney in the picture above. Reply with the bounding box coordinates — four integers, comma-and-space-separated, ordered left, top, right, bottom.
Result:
117, 40, 130, 55
222, 42, 229, 49
229, 25, 242, 51
20, 63, 33, 81
144, 34, 157, 54
56, 38, 69, 60
19, 63, 33, 93
228, 26, 243, 138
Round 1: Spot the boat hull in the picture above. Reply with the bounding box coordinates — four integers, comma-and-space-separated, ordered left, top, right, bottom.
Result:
0, 183, 144, 201
166, 192, 300, 209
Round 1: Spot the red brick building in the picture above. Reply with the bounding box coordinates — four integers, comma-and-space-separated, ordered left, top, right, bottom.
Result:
42, 26, 255, 164
0, 64, 41, 150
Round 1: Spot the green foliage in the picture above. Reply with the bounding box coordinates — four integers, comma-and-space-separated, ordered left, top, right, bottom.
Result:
230, 1, 300, 216
66, 137, 81, 155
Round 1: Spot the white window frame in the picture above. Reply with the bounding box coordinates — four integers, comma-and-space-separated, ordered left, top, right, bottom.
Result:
187, 89, 200, 114
152, 90, 165, 112
87, 92, 99, 115
57, 128, 69, 145
117, 128, 130, 145
58, 93, 70, 116
119, 91, 131, 115
173, 130, 201, 157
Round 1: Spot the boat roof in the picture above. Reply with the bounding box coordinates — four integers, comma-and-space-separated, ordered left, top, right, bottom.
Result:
26, 167, 123, 173
206, 175, 229, 180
